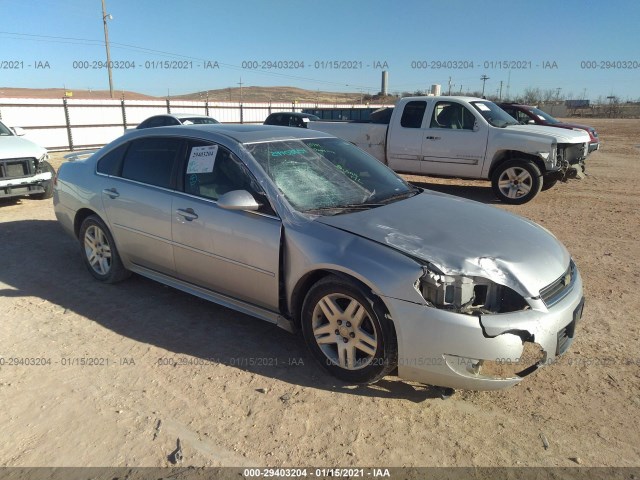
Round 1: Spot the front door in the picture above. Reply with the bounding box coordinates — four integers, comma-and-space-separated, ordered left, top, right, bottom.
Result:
171, 141, 282, 311
421, 100, 488, 178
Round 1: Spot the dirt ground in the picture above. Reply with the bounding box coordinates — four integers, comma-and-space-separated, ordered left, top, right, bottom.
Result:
1, 119, 639, 469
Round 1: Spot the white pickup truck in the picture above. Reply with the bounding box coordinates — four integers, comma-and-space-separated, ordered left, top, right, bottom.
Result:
309, 96, 590, 204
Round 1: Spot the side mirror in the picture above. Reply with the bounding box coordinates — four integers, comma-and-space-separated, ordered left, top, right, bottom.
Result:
11, 126, 26, 136
217, 190, 260, 211
473, 120, 479, 132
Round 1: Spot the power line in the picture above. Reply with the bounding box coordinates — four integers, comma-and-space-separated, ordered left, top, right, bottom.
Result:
0, 30, 377, 91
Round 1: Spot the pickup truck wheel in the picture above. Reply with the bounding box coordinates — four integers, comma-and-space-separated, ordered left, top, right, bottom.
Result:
301, 276, 397, 384
30, 161, 55, 200
491, 159, 542, 205
541, 176, 559, 191
79, 215, 130, 283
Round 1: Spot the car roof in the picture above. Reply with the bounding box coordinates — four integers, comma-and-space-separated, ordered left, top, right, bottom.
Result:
171, 113, 216, 119
499, 103, 535, 109
268, 112, 318, 118
124, 124, 334, 144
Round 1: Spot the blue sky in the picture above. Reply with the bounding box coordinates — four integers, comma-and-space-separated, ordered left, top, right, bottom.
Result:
0, 0, 639, 100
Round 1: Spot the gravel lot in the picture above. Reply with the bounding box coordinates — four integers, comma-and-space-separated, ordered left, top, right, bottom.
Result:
1, 119, 639, 468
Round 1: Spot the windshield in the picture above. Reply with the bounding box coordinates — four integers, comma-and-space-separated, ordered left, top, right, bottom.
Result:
529, 107, 559, 124
245, 137, 417, 214
0, 121, 13, 136
471, 101, 518, 128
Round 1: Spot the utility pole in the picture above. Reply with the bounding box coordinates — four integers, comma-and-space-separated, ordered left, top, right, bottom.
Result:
499, 81, 503, 100
556, 87, 562, 101
237, 77, 244, 103
480, 75, 490, 97
101, 0, 114, 98
448, 76, 453, 96
506, 70, 511, 100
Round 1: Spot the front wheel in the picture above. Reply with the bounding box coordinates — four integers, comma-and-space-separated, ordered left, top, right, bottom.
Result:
301, 276, 397, 384
491, 159, 542, 205
78, 215, 130, 283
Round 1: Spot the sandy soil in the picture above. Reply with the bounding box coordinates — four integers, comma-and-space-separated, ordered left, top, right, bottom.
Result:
0, 119, 639, 468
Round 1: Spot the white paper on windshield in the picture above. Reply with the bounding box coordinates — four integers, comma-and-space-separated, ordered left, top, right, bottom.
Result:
302, 117, 310, 123
476, 103, 490, 111
538, 115, 546, 121
186, 145, 218, 174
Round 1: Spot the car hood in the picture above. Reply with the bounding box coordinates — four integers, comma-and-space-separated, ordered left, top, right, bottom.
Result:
316, 192, 570, 298
506, 124, 590, 143
0, 135, 47, 160
551, 121, 596, 133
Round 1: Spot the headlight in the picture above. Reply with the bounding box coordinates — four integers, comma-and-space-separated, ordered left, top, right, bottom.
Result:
418, 269, 528, 315
549, 142, 557, 167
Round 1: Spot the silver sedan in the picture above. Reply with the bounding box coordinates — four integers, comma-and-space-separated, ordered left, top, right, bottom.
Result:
54, 125, 584, 390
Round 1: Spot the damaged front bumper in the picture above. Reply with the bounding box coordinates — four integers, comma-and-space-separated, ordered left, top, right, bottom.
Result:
0, 171, 52, 198
384, 269, 584, 390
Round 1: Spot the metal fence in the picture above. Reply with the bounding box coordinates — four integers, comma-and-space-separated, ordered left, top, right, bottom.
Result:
0, 98, 386, 151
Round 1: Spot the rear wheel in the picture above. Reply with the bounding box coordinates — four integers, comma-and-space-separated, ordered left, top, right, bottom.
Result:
301, 276, 397, 384
491, 159, 542, 204
78, 215, 130, 283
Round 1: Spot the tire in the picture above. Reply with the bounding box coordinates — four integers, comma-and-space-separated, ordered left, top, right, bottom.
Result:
301, 275, 398, 384
491, 159, 542, 205
31, 161, 55, 200
541, 176, 559, 191
78, 215, 130, 283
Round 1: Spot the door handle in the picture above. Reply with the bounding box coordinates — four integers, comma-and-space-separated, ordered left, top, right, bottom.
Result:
176, 208, 198, 221
425, 136, 441, 140
102, 188, 120, 198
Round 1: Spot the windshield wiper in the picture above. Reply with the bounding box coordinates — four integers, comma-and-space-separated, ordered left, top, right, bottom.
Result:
379, 188, 420, 204
305, 202, 385, 215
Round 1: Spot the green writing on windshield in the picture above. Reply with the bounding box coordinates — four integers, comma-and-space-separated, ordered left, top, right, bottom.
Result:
270, 149, 307, 157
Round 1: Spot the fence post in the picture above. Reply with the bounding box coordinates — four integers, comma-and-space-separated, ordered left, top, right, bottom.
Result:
205, 100, 209, 116
166, 98, 171, 113
63, 97, 74, 151
121, 98, 127, 132
268, 102, 272, 115
240, 103, 244, 124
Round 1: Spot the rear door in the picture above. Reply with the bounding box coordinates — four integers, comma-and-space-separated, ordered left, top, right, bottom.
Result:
420, 100, 488, 178
100, 136, 183, 275
171, 140, 282, 311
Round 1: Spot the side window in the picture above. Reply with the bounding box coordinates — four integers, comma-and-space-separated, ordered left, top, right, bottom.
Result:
162, 117, 181, 126
400, 101, 427, 128
183, 142, 273, 214
501, 107, 515, 119
121, 137, 182, 188
517, 110, 532, 124
430, 102, 475, 130
138, 116, 163, 129
97, 143, 128, 176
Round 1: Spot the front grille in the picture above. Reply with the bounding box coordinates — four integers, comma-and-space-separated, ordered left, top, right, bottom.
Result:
0, 157, 36, 179
540, 261, 576, 307
558, 144, 586, 164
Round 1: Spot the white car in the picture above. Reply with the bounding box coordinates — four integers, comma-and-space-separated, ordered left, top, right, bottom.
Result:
0, 120, 55, 200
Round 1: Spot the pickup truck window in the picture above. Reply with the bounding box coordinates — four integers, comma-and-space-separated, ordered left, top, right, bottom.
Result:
430, 102, 476, 130
471, 101, 518, 128
400, 101, 427, 128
